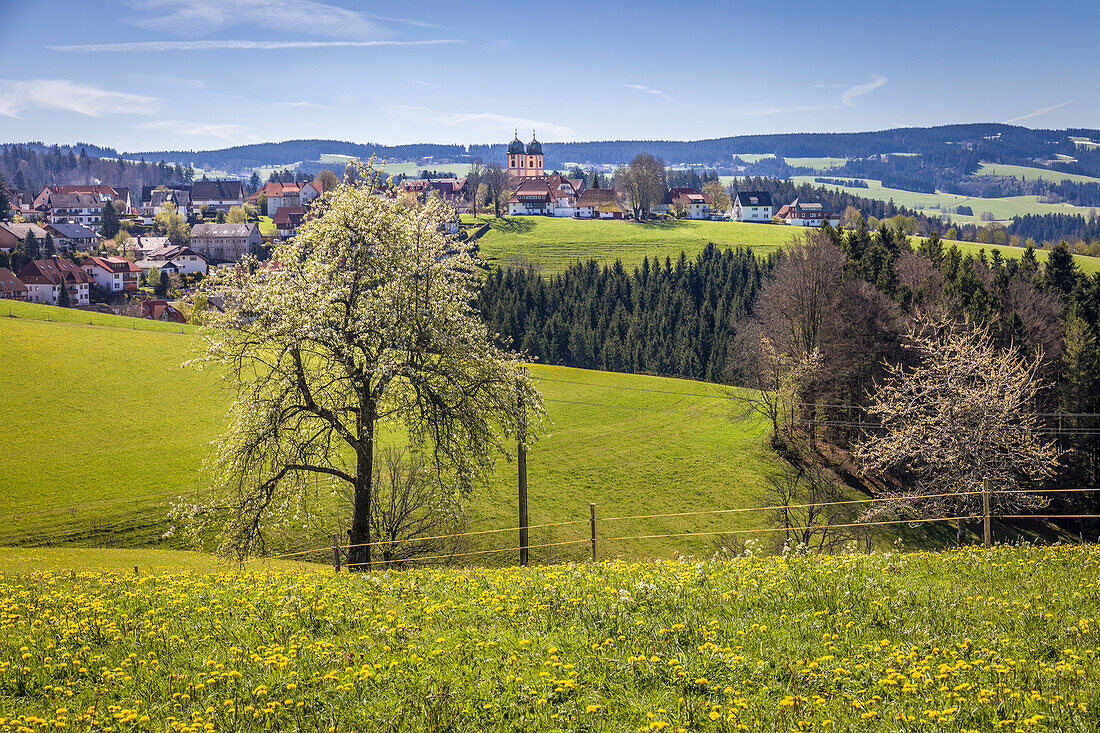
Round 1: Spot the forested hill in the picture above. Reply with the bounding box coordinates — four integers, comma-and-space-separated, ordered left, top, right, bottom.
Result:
125, 139, 467, 172
108, 124, 1100, 179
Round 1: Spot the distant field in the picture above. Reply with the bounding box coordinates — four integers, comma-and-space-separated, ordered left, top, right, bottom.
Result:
258, 214, 275, 236
379, 161, 471, 178
793, 175, 1099, 224
784, 156, 847, 170
0, 302, 796, 560
0, 547, 310, 574
466, 214, 1100, 275
946, 240, 1100, 275
976, 163, 1100, 185
469, 215, 792, 273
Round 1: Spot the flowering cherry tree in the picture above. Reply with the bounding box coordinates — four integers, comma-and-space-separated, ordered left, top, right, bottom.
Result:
192, 164, 543, 567
855, 318, 1060, 541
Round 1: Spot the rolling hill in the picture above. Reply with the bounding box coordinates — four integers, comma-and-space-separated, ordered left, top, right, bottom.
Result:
469, 215, 1100, 275
0, 301, 803, 562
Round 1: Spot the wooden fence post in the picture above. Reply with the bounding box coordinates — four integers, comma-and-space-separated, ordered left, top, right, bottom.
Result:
589, 503, 597, 562
518, 389, 529, 567
982, 478, 991, 548
332, 533, 341, 572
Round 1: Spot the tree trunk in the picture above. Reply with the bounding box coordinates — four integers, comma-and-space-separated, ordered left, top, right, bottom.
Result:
347, 402, 376, 571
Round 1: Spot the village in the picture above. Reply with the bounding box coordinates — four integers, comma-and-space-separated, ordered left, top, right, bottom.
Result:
0, 131, 842, 318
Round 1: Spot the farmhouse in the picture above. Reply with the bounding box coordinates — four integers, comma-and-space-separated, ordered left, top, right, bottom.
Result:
33, 184, 126, 210
669, 187, 712, 220
250, 181, 322, 214
0, 267, 28, 300
731, 191, 774, 222
143, 245, 209, 276
776, 198, 839, 227
190, 222, 262, 263
18, 258, 91, 306
576, 188, 626, 219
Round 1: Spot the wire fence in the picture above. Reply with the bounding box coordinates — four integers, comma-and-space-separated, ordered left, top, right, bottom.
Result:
250, 486, 1100, 572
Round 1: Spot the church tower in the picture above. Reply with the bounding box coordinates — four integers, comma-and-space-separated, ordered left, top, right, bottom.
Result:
506, 129, 545, 178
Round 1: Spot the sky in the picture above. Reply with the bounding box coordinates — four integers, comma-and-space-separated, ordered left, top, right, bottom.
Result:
0, 0, 1097, 153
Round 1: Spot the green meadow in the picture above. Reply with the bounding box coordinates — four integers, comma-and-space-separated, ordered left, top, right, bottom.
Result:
468, 216, 791, 273
793, 175, 1098, 225
0, 302, 792, 561
467, 214, 1100, 276
976, 162, 1100, 185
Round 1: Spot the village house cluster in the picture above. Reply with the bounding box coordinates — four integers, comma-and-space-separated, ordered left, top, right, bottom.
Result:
0, 134, 842, 317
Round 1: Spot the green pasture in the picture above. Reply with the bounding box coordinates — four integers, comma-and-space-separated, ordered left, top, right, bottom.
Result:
468, 215, 792, 274
976, 163, 1100, 185
0, 302, 792, 560
793, 175, 1099, 225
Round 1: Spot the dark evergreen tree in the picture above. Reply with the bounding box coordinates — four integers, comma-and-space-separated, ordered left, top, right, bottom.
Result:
23, 230, 39, 260
100, 201, 121, 239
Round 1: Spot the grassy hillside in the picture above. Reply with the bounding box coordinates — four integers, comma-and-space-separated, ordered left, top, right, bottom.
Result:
2, 546, 1097, 732
468, 215, 1100, 276
976, 162, 1100, 185
469, 215, 791, 273
0, 302, 792, 560
0, 547, 311, 574
792, 174, 1099, 225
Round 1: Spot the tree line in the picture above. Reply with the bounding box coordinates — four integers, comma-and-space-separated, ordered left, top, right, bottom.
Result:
477, 245, 771, 383
0, 144, 194, 195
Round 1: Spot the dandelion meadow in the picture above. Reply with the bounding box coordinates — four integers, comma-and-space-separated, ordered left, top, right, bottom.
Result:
2, 544, 1098, 732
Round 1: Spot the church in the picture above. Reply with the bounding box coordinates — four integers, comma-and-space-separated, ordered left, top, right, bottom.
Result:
506, 130, 545, 178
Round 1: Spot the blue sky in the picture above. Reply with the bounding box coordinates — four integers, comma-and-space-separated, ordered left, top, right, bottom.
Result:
0, 0, 1095, 152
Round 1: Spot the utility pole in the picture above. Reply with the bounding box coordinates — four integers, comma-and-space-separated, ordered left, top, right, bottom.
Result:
518, 388, 529, 566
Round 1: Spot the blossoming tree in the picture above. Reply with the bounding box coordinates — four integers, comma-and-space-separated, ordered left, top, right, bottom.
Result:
192, 164, 543, 568
855, 318, 1060, 542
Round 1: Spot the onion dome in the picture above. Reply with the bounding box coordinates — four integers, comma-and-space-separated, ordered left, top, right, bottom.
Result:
507, 130, 525, 155
526, 132, 543, 156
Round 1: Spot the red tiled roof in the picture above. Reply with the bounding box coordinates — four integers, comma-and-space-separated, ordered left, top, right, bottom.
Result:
0, 267, 27, 296
18, 258, 92, 286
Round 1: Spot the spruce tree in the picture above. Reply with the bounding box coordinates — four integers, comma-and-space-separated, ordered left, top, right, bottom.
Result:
23, 230, 39, 260
57, 276, 71, 307
42, 233, 55, 258
100, 202, 121, 239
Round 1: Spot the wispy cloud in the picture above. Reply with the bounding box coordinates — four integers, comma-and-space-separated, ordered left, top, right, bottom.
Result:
367, 14, 439, 29
1004, 100, 1073, 124
130, 74, 205, 89
841, 74, 887, 106
622, 83, 671, 101
730, 103, 835, 116
0, 79, 158, 117
444, 113, 575, 141
132, 118, 249, 139
275, 101, 331, 109
407, 79, 440, 88
48, 39, 465, 52
128, 0, 385, 40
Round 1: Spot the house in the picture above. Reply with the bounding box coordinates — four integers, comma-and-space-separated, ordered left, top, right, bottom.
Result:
141, 299, 187, 323
190, 222, 262, 263
775, 198, 840, 227
398, 177, 468, 205
126, 235, 172, 258
18, 258, 92, 306
33, 185, 125, 211
82, 256, 141, 293
0, 222, 49, 252
140, 188, 191, 222
45, 222, 99, 249
575, 188, 626, 219
44, 192, 103, 229
143, 244, 209, 276
273, 206, 308, 238
730, 191, 774, 222
190, 179, 246, 212
668, 187, 712, 220
250, 181, 321, 213
8, 190, 41, 219
0, 267, 28, 300
137, 259, 177, 277
507, 179, 556, 216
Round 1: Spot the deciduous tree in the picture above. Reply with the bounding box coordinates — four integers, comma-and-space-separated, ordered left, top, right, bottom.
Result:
855, 318, 1060, 541
190, 164, 543, 566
